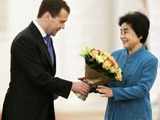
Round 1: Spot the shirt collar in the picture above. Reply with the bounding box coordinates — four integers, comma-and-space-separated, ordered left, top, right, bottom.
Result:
125, 46, 145, 57
33, 20, 47, 38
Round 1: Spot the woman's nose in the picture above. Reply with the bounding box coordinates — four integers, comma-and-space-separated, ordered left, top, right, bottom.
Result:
120, 34, 125, 39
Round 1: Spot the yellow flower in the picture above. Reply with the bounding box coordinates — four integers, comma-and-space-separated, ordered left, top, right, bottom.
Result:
89, 49, 99, 59
102, 59, 113, 69
81, 47, 122, 81
96, 54, 108, 63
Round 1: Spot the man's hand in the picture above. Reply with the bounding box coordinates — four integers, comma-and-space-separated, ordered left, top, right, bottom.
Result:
71, 81, 90, 96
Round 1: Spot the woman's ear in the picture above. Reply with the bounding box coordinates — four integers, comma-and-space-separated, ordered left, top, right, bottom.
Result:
139, 36, 143, 40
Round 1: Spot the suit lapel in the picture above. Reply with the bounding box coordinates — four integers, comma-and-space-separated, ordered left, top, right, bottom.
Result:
28, 22, 55, 70
39, 41, 53, 67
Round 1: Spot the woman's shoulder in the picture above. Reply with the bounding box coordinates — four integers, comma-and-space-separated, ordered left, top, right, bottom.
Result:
141, 49, 158, 64
143, 49, 157, 60
111, 48, 125, 56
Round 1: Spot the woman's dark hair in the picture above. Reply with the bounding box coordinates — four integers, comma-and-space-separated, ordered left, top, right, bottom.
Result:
37, 0, 70, 18
119, 11, 150, 44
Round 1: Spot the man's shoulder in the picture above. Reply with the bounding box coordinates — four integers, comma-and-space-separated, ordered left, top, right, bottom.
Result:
11, 28, 35, 50
13, 22, 36, 44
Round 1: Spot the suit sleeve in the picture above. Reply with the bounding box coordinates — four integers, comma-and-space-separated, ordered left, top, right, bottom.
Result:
11, 36, 72, 98
111, 57, 158, 101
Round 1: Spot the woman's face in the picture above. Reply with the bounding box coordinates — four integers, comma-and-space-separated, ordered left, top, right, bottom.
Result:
120, 22, 141, 50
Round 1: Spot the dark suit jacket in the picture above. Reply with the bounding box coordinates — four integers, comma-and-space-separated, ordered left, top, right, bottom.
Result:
2, 22, 72, 120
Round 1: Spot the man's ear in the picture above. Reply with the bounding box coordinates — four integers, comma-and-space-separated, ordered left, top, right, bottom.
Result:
42, 11, 51, 19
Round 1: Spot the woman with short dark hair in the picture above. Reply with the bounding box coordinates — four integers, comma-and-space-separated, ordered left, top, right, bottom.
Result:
96, 11, 158, 120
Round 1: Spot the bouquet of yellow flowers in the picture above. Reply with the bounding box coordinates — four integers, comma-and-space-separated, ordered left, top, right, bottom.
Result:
76, 47, 122, 100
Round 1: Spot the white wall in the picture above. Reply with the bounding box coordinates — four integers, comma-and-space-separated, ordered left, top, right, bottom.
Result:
0, 0, 10, 110
148, 0, 160, 106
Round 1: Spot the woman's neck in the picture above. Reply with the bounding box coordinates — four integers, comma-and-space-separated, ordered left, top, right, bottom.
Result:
128, 43, 143, 55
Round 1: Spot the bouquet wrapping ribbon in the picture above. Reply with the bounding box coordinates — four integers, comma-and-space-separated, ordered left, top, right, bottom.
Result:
76, 64, 111, 101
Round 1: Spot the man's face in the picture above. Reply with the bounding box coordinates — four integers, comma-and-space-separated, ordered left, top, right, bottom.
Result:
48, 8, 69, 36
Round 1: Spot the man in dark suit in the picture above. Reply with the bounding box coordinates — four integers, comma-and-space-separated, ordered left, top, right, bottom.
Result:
1, 0, 90, 120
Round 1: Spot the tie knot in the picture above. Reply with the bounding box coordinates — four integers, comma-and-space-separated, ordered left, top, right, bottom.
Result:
43, 34, 51, 41
43, 34, 52, 46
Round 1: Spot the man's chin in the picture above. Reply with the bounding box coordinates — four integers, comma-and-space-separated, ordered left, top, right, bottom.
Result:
51, 32, 56, 36
53, 31, 59, 36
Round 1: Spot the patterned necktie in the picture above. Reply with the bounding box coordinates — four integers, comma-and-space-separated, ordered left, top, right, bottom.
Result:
43, 34, 54, 64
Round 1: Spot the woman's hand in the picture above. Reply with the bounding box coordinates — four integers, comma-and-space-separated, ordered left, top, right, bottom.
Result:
96, 86, 113, 97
